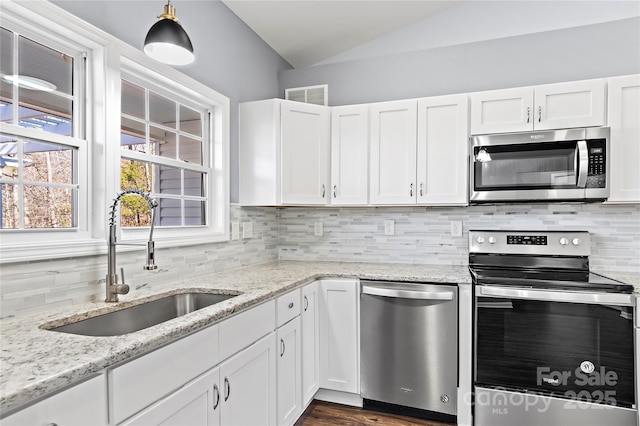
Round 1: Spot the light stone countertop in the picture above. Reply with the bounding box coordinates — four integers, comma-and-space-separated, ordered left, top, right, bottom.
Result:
0, 260, 472, 415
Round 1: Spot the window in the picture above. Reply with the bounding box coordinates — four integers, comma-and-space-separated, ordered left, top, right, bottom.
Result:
119, 78, 209, 228
0, 25, 86, 231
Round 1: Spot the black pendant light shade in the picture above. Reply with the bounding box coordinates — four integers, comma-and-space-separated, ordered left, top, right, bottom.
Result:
144, 1, 194, 66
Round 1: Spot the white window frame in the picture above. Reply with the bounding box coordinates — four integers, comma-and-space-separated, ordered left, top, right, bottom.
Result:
0, 0, 230, 263
113, 55, 229, 245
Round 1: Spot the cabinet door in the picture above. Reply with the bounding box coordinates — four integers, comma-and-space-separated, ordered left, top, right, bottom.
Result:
301, 281, 320, 406
331, 105, 369, 205
219, 333, 277, 426
416, 94, 469, 205
122, 368, 220, 426
534, 79, 605, 130
369, 100, 417, 204
2, 375, 107, 426
607, 74, 640, 203
470, 87, 533, 134
319, 279, 359, 393
277, 317, 302, 426
281, 101, 330, 205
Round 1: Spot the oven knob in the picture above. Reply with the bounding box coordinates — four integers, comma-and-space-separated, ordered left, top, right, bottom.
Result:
477, 236, 485, 244
559, 237, 569, 245
488, 236, 497, 244
572, 238, 581, 246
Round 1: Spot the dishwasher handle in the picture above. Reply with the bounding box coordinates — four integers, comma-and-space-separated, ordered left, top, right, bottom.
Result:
362, 284, 454, 301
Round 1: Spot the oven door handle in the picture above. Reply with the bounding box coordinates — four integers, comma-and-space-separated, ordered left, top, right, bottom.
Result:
478, 285, 634, 306
362, 284, 454, 301
576, 140, 589, 188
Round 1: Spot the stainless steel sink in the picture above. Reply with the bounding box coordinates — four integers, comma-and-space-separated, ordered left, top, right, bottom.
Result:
47, 292, 238, 336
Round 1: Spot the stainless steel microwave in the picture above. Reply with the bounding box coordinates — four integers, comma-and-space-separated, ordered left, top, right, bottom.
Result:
469, 127, 609, 203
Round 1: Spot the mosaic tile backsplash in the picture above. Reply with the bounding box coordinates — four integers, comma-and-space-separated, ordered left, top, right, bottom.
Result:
1, 203, 638, 317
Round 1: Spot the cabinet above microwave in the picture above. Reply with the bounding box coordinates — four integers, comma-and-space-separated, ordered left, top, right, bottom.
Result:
470, 79, 606, 135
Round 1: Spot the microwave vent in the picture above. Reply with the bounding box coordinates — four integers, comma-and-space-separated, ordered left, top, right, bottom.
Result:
285, 84, 328, 106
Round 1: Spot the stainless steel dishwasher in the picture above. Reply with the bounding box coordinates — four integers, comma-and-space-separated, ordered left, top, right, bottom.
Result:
360, 280, 458, 420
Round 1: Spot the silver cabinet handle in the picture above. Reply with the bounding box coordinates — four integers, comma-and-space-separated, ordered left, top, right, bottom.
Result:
538, 105, 542, 123
213, 383, 220, 410
526, 106, 530, 123
576, 140, 588, 188
288, 302, 294, 309
304, 295, 309, 312
224, 377, 230, 401
280, 338, 286, 357
409, 183, 413, 197
362, 284, 454, 301
321, 184, 325, 198
419, 182, 424, 197
333, 185, 337, 198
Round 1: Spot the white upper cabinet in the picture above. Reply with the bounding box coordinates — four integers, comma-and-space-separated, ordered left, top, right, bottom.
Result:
607, 74, 640, 203
470, 79, 606, 134
369, 100, 417, 205
239, 99, 330, 206
416, 94, 469, 205
330, 105, 369, 205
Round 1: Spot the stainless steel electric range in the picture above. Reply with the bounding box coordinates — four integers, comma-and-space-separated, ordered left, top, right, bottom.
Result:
469, 230, 637, 426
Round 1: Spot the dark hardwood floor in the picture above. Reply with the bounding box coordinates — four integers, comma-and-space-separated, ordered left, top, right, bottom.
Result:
295, 401, 456, 426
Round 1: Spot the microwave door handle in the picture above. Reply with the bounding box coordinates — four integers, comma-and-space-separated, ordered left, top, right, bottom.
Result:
576, 140, 588, 188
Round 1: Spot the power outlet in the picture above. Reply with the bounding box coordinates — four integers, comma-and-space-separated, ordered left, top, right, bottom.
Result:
314, 222, 323, 236
450, 221, 463, 237
242, 222, 253, 239
231, 222, 240, 240
384, 220, 395, 236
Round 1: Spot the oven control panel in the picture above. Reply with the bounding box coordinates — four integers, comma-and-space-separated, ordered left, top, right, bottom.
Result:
469, 230, 591, 256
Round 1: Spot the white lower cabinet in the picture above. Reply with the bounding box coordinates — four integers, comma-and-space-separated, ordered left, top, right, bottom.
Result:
219, 333, 278, 426
276, 317, 302, 426
2, 374, 107, 426
122, 368, 221, 426
319, 278, 360, 394
301, 281, 320, 406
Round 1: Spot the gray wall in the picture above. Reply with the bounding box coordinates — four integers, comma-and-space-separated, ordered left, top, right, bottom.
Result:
279, 17, 640, 105
53, 0, 292, 203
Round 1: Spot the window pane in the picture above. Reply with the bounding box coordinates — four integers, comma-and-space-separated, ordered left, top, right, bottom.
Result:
180, 105, 202, 137
23, 141, 74, 185
119, 193, 152, 228
121, 116, 146, 152
184, 170, 204, 197
184, 200, 205, 226
1, 183, 20, 229
0, 135, 19, 181
23, 185, 75, 228
1, 28, 13, 122
19, 35, 73, 96
18, 93, 72, 136
159, 164, 181, 195
180, 135, 202, 165
121, 159, 153, 193
149, 91, 176, 128
157, 197, 180, 226
150, 126, 176, 159
121, 80, 145, 119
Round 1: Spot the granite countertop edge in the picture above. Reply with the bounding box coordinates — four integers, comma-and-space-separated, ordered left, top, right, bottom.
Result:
0, 260, 473, 414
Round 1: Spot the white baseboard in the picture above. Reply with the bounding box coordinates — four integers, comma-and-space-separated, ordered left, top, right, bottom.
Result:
313, 389, 363, 407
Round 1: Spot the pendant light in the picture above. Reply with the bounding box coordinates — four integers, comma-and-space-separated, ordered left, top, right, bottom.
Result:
144, 0, 194, 66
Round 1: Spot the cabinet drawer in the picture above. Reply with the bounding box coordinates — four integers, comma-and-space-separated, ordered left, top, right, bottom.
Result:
277, 288, 301, 327
2, 374, 107, 426
219, 299, 276, 361
111, 324, 219, 424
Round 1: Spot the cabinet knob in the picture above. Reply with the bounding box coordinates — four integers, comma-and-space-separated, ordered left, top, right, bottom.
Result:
419, 183, 423, 197
410, 183, 413, 197
333, 185, 337, 198
321, 184, 326, 198
304, 295, 309, 312
526, 106, 530, 123
288, 302, 294, 309
538, 105, 542, 123
280, 338, 286, 357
